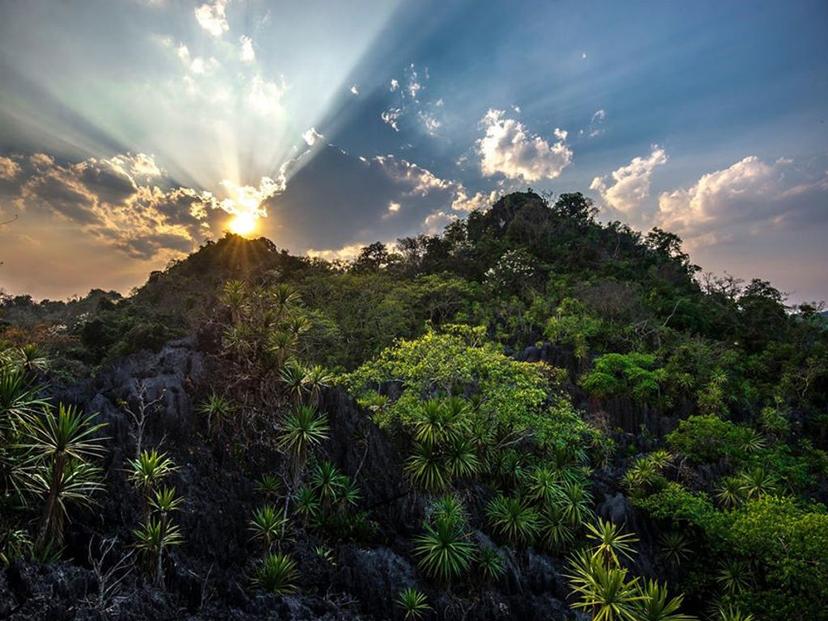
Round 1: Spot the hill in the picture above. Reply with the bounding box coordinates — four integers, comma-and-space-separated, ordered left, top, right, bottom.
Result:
1, 191, 827, 620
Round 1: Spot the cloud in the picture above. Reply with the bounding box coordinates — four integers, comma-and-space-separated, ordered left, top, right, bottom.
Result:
477, 109, 573, 181
587, 109, 606, 138
389, 79, 399, 92
590, 146, 668, 214
657, 156, 828, 247
423, 210, 456, 234
0, 152, 231, 259
306, 243, 365, 262
381, 108, 402, 131
247, 74, 287, 116
195, 0, 229, 37
350, 84, 359, 95
0, 156, 21, 180
239, 35, 255, 63
418, 111, 441, 136
302, 127, 324, 146
259, 146, 495, 252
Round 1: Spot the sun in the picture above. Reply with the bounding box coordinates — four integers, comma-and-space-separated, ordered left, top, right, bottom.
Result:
228, 212, 258, 236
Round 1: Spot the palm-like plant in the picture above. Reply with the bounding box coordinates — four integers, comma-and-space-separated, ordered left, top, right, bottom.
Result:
539, 505, 575, 551
444, 435, 480, 479
16, 404, 106, 549
252, 552, 298, 594
428, 494, 466, 528
657, 531, 691, 567
0, 364, 47, 434
716, 476, 745, 509
486, 494, 540, 546
406, 441, 448, 492
133, 515, 183, 585
633, 579, 696, 621
278, 406, 330, 480
294, 486, 321, 524
396, 587, 431, 620
128, 449, 176, 496
716, 605, 754, 621
412, 512, 474, 582
526, 465, 565, 506
736, 467, 778, 500
302, 365, 334, 404
220, 280, 248, 324
15, 345, 49, 375
715, 559, 752, 596
585, 518, 638, 566
256, 474, 282, 497
565, 549, 645, 621
478, 546, 506, 581
413, 399, 466, 447
280, 360, 308, 402
249, 504, 290, 550
197, 392, 234, 434
148, 485, 183, 516
558, 480, 594, 527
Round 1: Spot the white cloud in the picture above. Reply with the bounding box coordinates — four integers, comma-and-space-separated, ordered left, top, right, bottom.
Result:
419, 111, 441, 136
301, 127, 324, 146
588, 109, 606, 137
423, 210, 456, 234
194, 0, 229, 37
381, 107, 402, 131
219, 176, 282, 219
350, 84, 359, 95
477, 109, 573, 181
247, 75, 287, 116
590, 146, 668, 214
581, 52, 588, 59
387, 201, 401, 213
239, 35, 255, 63
390, 79, 399, 92
657, 156, 828, 246
306, 243, 364, 262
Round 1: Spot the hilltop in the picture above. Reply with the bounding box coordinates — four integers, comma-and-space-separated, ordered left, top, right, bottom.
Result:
1, 191, 826, 620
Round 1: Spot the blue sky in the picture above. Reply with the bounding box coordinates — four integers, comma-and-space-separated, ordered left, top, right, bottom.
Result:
0, 0, 826, 301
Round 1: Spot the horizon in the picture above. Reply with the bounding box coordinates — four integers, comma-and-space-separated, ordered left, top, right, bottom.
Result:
1, 0, 827, 303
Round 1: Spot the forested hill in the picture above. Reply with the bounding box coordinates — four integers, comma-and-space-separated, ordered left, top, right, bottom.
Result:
1, 191, 827, 620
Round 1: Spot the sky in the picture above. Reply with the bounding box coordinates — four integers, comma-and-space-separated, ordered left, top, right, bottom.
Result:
0, 0, 826, 303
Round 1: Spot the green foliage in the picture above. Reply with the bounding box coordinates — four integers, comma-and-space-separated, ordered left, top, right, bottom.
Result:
253, 552, 298, 594
666, 416, 761, 464
486, 494, 540, 546
249, 505, 290, 551
278, 405, 330, 479
564, 549, 645, 621
396, 587, 431, 620
585, 518, 638, 566
413, 498, 475, 583
582, 353, 665, 403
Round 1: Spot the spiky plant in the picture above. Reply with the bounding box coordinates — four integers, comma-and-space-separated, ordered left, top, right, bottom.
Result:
16, 345, 49, 375
428, 494, 466, 529
526, 465, 565, 506
558, 480, 594, 527
314, 544, 335, 565
633, 579, 696, 621
585, 518, 638, 566
280, 360, 308, 403
278, 406, 330, 480
197, 392, 234, 434
256, 474, 281, 497
0, 528, 32, 567
406, 441, 448, 492
133, 516, 183, 586
716, 476, 745, 509
220, 280, 248, 324
657, 531, 691, 567
310, 461, 347, 506
0, 364, 47, 434
128, 449, 176, 496
444, 435, 480, 479
412, 512, 474, 582
413, 399, 465, 447
539, 505, 575, 551
294, 486, 320, 524
252, 552, 298, 595
716, 605, 754, 621
396, 587, 431, 620
249, 504, 290, 551
486, 494, 540, 546
715, 559, 752, 596
16, 403, 106, 550
736, 467, 778, 500
149, 485, 183, 516
478, 546, 505, 581
302, 365, 335, 404
565, 549, 645, 621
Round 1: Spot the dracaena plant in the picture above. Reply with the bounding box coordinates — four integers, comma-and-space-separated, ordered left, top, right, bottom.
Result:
15, 403, 107, 551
